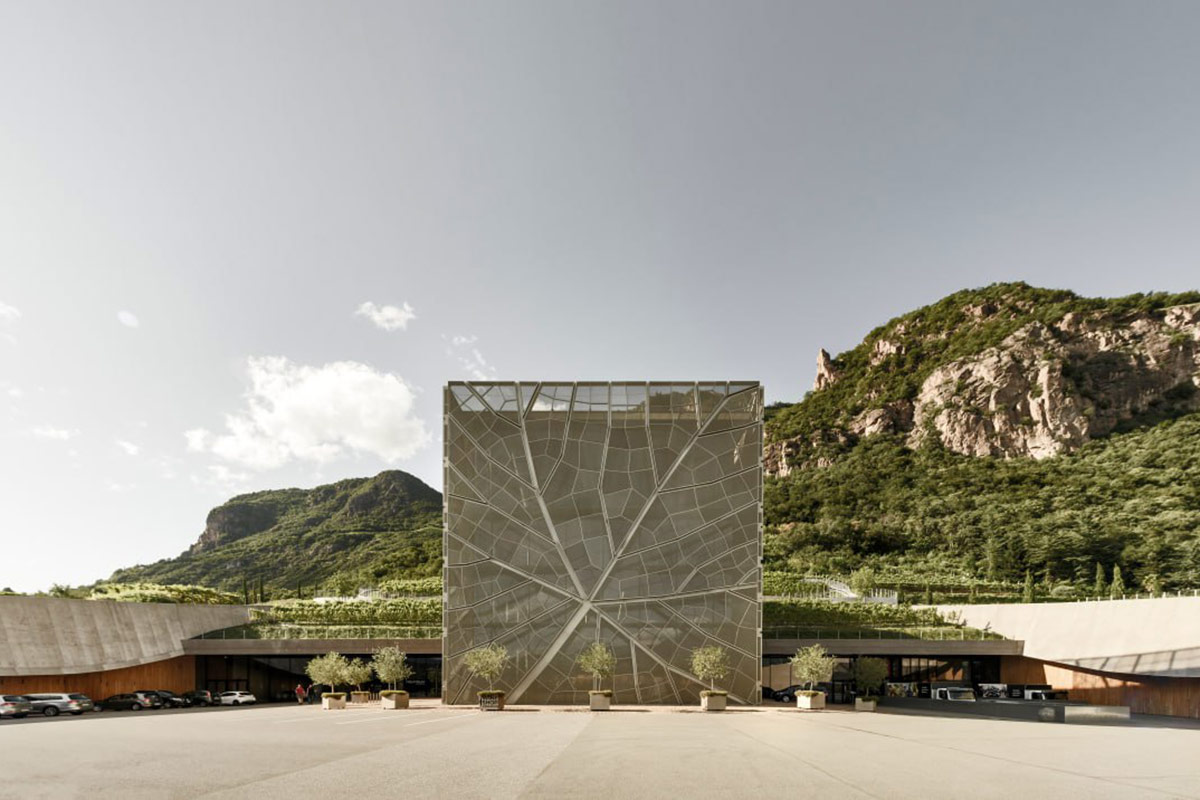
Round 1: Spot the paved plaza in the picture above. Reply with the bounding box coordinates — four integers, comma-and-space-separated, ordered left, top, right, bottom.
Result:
1, 701, 1197, 799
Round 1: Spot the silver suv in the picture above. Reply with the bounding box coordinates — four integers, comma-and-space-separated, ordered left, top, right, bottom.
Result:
26, 693, 94, 716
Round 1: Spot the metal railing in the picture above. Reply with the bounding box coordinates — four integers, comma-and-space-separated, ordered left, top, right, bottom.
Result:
762, 626, 1005, 641
194, 624, 443, 640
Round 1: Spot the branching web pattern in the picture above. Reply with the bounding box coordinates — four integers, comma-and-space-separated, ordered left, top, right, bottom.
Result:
443, 382, 763, 705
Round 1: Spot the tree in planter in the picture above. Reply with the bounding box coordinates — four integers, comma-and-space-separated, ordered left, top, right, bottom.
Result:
464, 642, 509, 694
345, 658, 373, 692
791, 644, 835, 692
852, 657, 888, 699
690, 645, 730, 693
305, 651, 350, 695
371, 646, 413, 690
576, 642, 616, 693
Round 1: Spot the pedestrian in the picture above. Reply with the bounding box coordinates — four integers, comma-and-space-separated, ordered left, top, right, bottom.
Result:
294, 683, 306, 705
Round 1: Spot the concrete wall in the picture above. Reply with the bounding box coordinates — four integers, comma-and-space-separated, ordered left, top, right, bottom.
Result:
0, 597, 249, 676
939, 596, 1200, 678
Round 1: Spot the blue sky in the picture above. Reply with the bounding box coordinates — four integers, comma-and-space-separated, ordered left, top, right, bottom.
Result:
3, 0, 1200, 591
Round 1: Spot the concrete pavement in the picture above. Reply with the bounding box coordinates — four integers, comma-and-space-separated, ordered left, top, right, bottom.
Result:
0, 701, 1196, 799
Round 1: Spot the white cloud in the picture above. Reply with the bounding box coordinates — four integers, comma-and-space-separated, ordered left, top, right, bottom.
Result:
117, 310, 140, 328
184, 428, 211, 452
32, 425, 78, 441
355, 301, 416, 332
186, 356, 431, 469
0, 301, 20, 345
115, 439, 140, 456
106, 481, 137, 493
444, 334, 497, 381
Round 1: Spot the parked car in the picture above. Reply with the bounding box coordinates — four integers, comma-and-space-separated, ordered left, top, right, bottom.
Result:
218, 691, 256, 706
773, 685, 807, 703
181, 690, 216, 707
137, 690, 189, 708
97, 694, 151, 711
132, 692, 165, 709
762, 687, 780, 701
25, 693, 94, 716
0, 695, 33, 719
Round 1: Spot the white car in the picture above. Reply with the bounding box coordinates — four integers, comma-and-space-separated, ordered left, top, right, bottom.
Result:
218, 691, 257, 706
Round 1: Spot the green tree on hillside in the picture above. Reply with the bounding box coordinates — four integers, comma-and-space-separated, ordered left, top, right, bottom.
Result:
1093, 564, 1107, 598
1022, 570, 1035, 603
1111, 565, 1126, 598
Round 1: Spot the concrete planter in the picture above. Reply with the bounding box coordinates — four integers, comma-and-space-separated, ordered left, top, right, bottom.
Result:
854, 698, 877, 712
381, 693, 410, 710
322, 696, 347, 710
700, 693, 727, 711
797, 691, 826, 710
349, 691, 370, 704
589, 693, 612, 711
478, 692, 506, 711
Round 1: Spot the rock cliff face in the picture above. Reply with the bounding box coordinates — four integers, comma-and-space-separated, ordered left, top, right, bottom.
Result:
766, 287, 1200, 476
906, 311, 1200, 457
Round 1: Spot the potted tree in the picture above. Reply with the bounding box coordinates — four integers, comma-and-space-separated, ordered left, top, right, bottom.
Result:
576, 642, 616, 711
852, 657, 888, 712
791, 644, 834, 710
372, 646, 414, 710
464, 642, 509, 711
305, 652, 349, 710
345, 657, 373, 704
691, 645, 730, 711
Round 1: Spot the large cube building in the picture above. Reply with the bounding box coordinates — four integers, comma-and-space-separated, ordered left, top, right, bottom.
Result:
443, 381, 763, 705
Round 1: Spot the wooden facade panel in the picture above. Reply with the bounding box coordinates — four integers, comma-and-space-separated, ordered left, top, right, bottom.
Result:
1002, 656, 1200, 719
0, 656, 196, 700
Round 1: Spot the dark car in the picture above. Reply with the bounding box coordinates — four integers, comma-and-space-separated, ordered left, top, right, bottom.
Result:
762, 687, 779, 701
137, 690, 188, 708
98, 693, 150, 711
774, 685, 815, 703
181, 690, 216, 707
1, 695, 33, 719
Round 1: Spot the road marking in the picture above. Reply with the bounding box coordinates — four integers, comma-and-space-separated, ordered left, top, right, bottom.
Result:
405, 714, 475, 729
334, 710, 437, 726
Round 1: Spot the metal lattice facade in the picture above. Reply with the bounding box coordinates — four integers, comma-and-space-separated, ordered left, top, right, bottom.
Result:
443, 382, 762, 705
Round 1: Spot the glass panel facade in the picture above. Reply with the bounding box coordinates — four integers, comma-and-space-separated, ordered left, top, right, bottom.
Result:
444, 381, 763, 704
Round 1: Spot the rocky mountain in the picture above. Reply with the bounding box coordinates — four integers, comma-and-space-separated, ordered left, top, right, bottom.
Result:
767, 283, 1200, 475
108, 471, 443, 593
108, 284, 1200, 596
764, 283, 1200, 593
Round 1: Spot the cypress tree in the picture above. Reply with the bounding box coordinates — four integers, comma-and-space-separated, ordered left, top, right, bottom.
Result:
1022, 570, 1035, 603
1092, 563, 1107, 598
1110, 565, 1125, 598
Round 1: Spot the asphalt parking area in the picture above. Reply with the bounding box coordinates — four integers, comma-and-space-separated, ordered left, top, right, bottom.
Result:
1, 702, 1197, 799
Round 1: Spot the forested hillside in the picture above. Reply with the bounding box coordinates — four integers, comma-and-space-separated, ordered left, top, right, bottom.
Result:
764, 283, 1200, 594
106, 284, 1200, 600
108, 471, 442, 594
